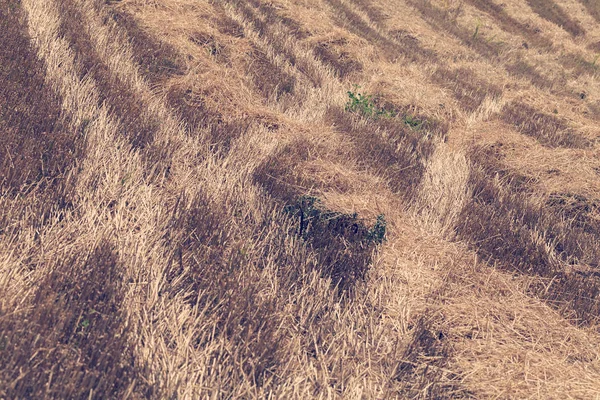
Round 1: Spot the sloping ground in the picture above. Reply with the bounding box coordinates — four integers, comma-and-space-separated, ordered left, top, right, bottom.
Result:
1, 0, 600, 398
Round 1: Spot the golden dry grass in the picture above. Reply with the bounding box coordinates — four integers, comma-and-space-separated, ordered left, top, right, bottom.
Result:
1, 0, 600, 398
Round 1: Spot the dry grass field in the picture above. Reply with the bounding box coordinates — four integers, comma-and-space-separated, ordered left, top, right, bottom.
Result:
2, 0, 600, 398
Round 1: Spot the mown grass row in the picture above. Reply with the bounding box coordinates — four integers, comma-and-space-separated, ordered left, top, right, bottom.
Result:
59, 0, 169, 171
395, 316, 473, 398
432, 67, 503, 113
326, 107, 442, 199
253, 144, 386, 293
526, 0, 585, 37
104, 1, 408, 396
457, 147, 600, 325
0, 0, 81, 202
501, 102, 590, 148
464, 0, 553, 48
1, 241, 146, 398
226, 0, 301, 91
100, 1, 186, 83
578, 0, 600, 23
327, 0, 437, 63
406, 0, 596, 86
0, 2, 147, 397
231, 0, 363, 81
104, 2, 252, 155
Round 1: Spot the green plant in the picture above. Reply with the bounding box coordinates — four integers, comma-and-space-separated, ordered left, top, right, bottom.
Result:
472, 19, 481, 40
403, 114, 423, 129
367, 214, 387, 244
284, 195, 386, 246
345, 85, 395, 119
283, 195, 386, 291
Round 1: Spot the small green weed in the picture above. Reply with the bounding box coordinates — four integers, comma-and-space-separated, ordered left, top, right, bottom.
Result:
345, 85, 395, 119
284, 195, 386, 291
345, 86, 424, 131
402, 114, 423, 129
368, 214, 387, 244
472, 19, 482, 40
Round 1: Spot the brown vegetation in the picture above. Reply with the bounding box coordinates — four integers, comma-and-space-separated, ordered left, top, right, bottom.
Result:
456, 147, 600, 324
326, 107, 438, 198
505, 59, 553, 89
313, 40, 363, 79
432, 67, 503, 113
3, 0, 600, 397
59, 0, 160, 150
406, 0, 501, 59
0, 241, 145, 398
105, 6, 186, 83
501, 101, 589, 148
0, 0, 80, 194
464, 0, 553, 49
526, 0, 585, 37
579, 0, 600, 23
327, 0, 436, 62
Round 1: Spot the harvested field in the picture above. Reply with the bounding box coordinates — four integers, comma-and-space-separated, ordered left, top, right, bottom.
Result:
2, 0, 600, 398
